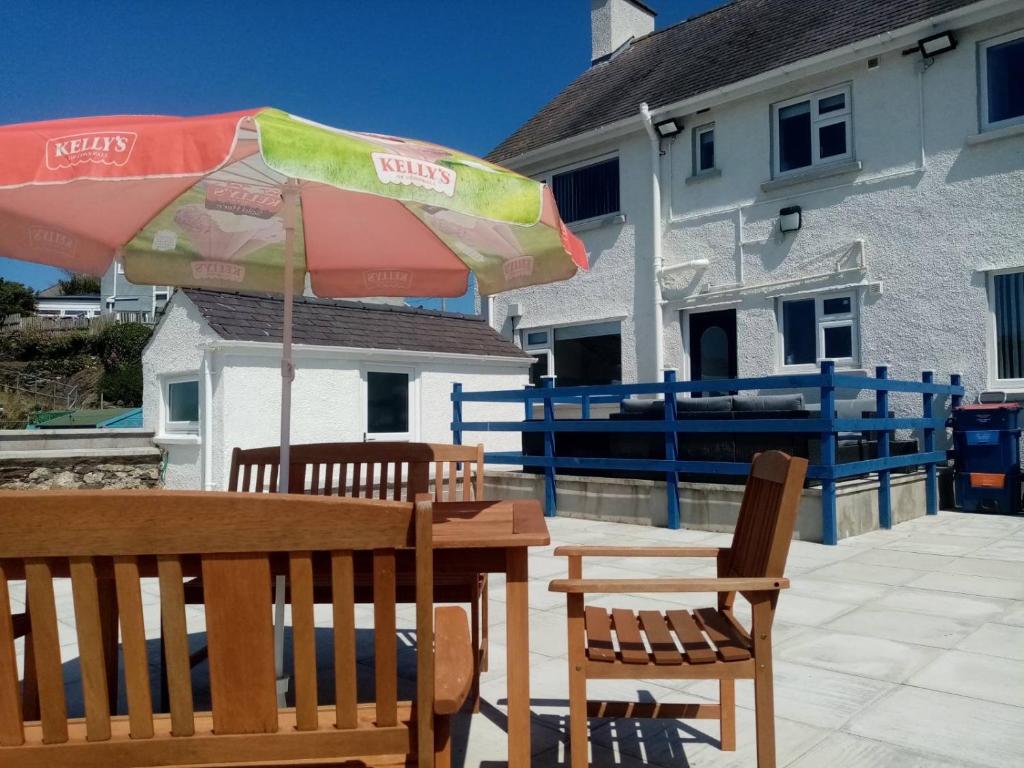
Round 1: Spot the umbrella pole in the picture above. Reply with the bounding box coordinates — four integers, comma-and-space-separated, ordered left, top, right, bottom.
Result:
274, 179, 300, 706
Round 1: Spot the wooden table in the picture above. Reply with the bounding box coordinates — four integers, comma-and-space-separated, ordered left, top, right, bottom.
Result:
430, 499, 549, 767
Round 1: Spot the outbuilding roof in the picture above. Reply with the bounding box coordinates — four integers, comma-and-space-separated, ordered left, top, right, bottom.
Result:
488, 0, 981, 163
182, 289, 531, 359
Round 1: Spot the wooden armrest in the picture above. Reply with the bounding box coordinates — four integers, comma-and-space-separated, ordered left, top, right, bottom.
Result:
554, 545, 726, 558
433, 606, 473, 716
548, 576, 789, 594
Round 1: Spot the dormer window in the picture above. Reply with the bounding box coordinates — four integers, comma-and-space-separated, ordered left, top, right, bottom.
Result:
772, 85, 853, 177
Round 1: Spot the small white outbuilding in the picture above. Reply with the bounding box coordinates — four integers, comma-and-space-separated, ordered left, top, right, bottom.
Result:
143, 289, 531, 490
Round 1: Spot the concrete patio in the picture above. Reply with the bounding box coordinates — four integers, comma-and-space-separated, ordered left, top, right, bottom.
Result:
9, 508, 1024, 766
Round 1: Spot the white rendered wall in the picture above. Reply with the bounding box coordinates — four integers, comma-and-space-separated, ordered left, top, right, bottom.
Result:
210, 349, 529, 490
142, 294, 219, 490
490, 9, 1024, 405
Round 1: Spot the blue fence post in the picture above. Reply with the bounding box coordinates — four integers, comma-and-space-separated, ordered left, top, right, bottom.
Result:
820, 360, 838, 545
663, 369, 681, 530
452, 382, 463, 446
541, 376, 557, 517
875, 366, 892, 529
581, 393, 591, 420
949, 373, 963, 471
923, 370, 937, 516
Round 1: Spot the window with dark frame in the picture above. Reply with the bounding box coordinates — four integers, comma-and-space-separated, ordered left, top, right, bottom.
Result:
994, 271, 1024, 381
551, 157, 620, 223
982, 32, 1024, 130
366, 371, 409, 434
522, 322, 621, 387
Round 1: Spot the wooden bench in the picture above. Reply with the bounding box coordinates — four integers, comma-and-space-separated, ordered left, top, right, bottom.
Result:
0, 489, 473, 768
550, 451, 808, 768
224, 441, 490, 708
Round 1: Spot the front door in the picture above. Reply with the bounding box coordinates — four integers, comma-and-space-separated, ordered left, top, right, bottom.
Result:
687, 309, 738, 395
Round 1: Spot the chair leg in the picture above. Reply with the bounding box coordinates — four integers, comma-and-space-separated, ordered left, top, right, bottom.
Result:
567, 593, 588, 768
752, 601, 777, 768
434, 714, 452, 768
469, 577, 481, 713
719, 679, 736, 751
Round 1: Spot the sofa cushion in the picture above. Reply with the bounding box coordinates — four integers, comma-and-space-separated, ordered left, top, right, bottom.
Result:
675, 395, 734, 412
732, 394, 805, 412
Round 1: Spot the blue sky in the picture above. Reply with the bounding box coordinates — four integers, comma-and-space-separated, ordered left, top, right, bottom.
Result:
0, 0, 720, 313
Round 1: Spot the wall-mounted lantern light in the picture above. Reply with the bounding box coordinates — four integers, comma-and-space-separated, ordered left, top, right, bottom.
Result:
779, 205, 802, 233
918, 31, 957, 59
654, 118, 683, 138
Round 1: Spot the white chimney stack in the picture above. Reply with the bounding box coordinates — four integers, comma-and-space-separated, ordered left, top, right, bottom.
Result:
590, 0, 656, 64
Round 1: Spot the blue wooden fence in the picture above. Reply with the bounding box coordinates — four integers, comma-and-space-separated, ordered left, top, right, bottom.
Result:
451, 361, 965, 545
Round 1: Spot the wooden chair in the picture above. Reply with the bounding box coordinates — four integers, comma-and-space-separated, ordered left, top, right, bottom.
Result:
224, 441, 489, 707
549, 450, 808, 768
0, 489, 473, 768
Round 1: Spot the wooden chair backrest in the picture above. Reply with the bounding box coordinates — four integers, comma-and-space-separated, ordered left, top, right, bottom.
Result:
228, 441, 485, 502
723, 451, 808, 580
0, 489, 435, 768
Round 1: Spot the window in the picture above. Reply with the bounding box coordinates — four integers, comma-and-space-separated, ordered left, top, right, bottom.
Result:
693, 123, 715, 174
116, 262, 125, 274
773, 85, 852, 176
551, 157, 620, 223
991, 270, 1024, 384
366, 371, 410, 437
165, 379, 199, 432
779, 293, 858, 368
521, 321, 621, 387
154, 289, 170, 301
981, 31, 1024, 130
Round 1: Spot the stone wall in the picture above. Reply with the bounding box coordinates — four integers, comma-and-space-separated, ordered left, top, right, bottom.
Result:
0, 453, 162, 490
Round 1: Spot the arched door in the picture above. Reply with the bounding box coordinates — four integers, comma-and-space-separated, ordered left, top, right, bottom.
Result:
687, 309, 737, 396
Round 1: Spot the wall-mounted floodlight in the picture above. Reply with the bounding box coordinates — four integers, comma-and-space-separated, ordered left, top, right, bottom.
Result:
779, 206, 802, 233
654, 118, 683, 138
918, 31, 957, 58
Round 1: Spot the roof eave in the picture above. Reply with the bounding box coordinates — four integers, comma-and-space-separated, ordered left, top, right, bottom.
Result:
199, 338, 533, 366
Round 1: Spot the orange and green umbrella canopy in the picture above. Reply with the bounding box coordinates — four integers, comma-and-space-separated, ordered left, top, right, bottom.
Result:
0, 108, 588, 297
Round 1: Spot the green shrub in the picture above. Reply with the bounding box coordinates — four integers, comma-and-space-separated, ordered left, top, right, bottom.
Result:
95, 323, 152, 369
99, 365, 143, 406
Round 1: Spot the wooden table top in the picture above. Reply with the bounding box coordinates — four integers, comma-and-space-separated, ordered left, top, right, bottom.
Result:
431, 499, 549, 550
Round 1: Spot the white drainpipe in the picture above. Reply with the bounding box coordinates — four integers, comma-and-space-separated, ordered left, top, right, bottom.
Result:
640, 102, 665, 381
201, 349, 215, 490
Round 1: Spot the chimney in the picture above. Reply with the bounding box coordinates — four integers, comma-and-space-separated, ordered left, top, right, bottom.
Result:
591, 0, 656, 64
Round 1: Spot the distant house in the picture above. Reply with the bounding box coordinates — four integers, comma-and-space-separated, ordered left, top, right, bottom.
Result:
485, 0, 1024, 402
100, 261, 171, 323
143, 289, 531, 490
33, 284, 101, 319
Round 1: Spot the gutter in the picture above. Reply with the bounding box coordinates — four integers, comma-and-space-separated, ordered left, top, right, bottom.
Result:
498, 0, 1012, 172
201, 348, 216, 491
199, 339, 533, 367
640, 103, 666, 381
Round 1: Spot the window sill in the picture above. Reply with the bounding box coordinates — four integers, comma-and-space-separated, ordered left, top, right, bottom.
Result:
567, 212, 625, 233
155, 433, 201, 446
761, 160, 862, 193
685, 168, 722, 185
967, 122, 1024, 146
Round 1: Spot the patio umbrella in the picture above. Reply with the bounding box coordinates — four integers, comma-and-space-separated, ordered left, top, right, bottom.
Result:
0, 108, 588, 490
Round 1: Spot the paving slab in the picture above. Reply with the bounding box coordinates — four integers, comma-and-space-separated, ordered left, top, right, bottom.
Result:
825, 606, 978, 648
906, 570, 1024, 600
957, 622, 1024, 660
907, 649, 1024, 707
847, 686, 1024, 768
808, 559, 923, 586
874, 586, 1010, 622
786, 730, 991, 768
775, 628, 939, 682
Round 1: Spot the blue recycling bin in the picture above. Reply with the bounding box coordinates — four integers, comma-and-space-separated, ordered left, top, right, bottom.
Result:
953, 403, 1022, 515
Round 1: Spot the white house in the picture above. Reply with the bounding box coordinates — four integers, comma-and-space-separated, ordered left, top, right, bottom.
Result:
143, 289, 530, 490
484, 0, 1024, 403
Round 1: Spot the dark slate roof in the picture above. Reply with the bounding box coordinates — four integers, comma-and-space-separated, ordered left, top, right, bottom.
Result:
182, 289, 530, 359
489, 0, 981, 162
